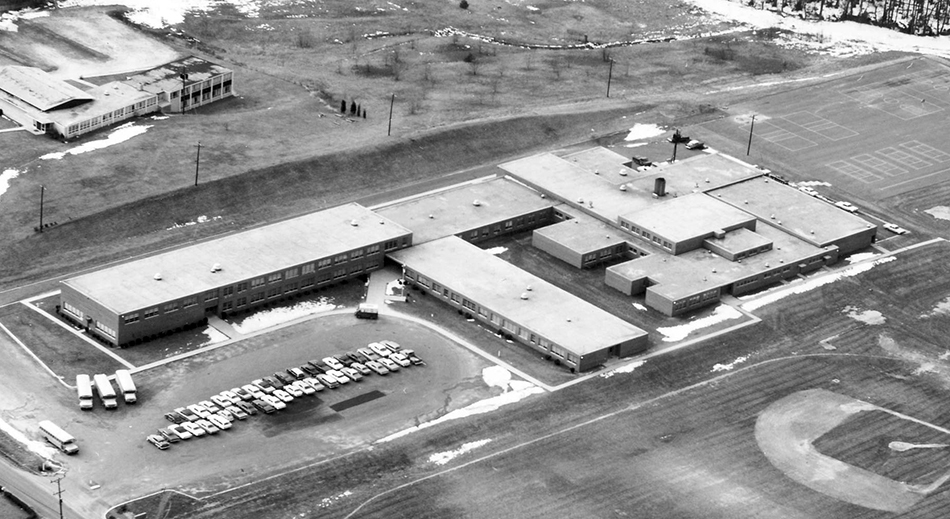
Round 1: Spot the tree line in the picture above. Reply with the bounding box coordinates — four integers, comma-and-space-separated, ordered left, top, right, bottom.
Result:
765, 0, 950, 35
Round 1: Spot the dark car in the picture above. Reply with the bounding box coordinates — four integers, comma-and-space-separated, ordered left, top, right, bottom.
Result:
308, 360, 329, 373
334, 354, 355, 367
157, 428, 181, 443
344, 352, 363, 364
263, 375, 284, 389
301, 364, 322, 377
251, 399, 276, 414
234, 400, 258, 415
164, 412, 188, 424
273, 372, 295, 385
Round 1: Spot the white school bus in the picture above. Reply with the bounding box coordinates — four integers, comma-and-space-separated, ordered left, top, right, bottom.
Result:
76, 374, 94, 410
38, 420, 78, 454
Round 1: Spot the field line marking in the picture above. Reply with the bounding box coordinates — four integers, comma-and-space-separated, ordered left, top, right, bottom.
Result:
19, 301, 135, 370
369, 174, 499, 210
20, 290, 60, 304
0, 321, 71, 389
878, 168, 950, 191
341, 351, 898, 519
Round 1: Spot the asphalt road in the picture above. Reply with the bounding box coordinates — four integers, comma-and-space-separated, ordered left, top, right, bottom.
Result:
0, 461, 84, 519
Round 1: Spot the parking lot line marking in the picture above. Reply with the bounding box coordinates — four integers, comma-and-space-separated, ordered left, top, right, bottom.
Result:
0, 321, 71, 389
19, 300, 135, 369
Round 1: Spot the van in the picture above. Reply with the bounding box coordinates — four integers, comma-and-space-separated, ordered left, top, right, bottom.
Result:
356, 303, 378, 320
38, 420, 78, 455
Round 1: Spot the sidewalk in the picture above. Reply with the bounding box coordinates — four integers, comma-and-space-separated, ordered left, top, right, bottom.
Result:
207, 314, 243, 340
366, 265, 405, 308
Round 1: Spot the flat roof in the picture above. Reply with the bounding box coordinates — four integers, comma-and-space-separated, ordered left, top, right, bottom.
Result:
625, 153, 765, 194
620, 193, 757, 244
62, 203, 411, 314
562, 147, 633, 177
390, 236, 647, 356
608, 222, 832, 300
534, 209, 631, 254
706, 227, 772, 253
121, 55, 232, 95
374, 177, 555, 244
0, 66, 93, 111
709, 176, 876, 246
48, 82, 155, 126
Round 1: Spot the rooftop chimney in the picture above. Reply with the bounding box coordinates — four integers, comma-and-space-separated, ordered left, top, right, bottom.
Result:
653, 177, 666, 197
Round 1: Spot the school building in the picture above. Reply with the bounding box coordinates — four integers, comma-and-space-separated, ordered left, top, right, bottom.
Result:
59, 203, 411, 347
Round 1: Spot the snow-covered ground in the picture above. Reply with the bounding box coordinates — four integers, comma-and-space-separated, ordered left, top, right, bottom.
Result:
624, 123, 666, 142
842, 305, 886, 325
40, 122, 152, 160
924, 206, 950, 221
484, 246, 508, 255
0, 417, 57, 459
657, 304, 743, 342
230, 297, 337, 334
600, 359, 646, 379
428, 439, 492, 465
0, 168, 20, 202
711, 354, 750, 372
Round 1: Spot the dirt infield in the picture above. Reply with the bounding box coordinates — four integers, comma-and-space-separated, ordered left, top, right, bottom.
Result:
755, 388, 950, 513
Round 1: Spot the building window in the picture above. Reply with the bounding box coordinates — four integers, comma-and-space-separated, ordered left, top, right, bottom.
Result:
183, 296, 198, 308
95, 322, 117, 339
350, 265, 363, 275
433, 282, 442, 293
367, 244, 381, 254
221, 286, 233, 297
285, 282, 298, 293
334, 254, 348, 264
417, 276, 431, 288
317, 273, 332, 284
302, 263, 315, 275
450, 293, 461, 304
462, 299, 477, 311
267, 288, 280, 299
332, 268, 346, 279
251, 277, 265, 288
478, 307, 490, 319
237, 282, 248, 292
124, 313, 140, 324
351, 249, 364, 259
205, 289, 219, 301
470, 230, 478, 239
318, 258, 332, 269
301, 277, 314, 288
267, 273, 282, 284
164, 302, 179, 313
505, 220, 513, 230
222, 301, 233, 311
384, 240, 398, 250
144, 307, 159, 319
250, 292, 266, 303
236, 297, 247, 307
285, 267, 299, 279
62, 301, 83, 319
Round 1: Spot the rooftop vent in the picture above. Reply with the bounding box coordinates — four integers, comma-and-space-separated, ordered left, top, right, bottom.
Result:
619, 169, 627, 177
526, 285, 533, 291
770, 214, 775, 219
705, 178, 710, 183
154, 273, 163, 281
619, 185, 628, 192
593, 169, 599, 175
520, 292, 529, 300
428, 214, 435, 219
566, 318, 572, 322
211, 263, 222, 272
712, 268, 717, 273
350, 220, 359, 226
777, 220, 782, 225
654, 177, 666, 197
744, 200, 749, 204
540, 193, 546, 199
577, 198, 584, 204
810, 230, 815, 234
473, 199, 481, 207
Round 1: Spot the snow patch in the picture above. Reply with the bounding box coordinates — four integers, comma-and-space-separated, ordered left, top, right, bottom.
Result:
231, 297, 337, 334
600, 360, 646, 379
201, 325, 230, 345
632, 302, 648, 311
0, 168, 20, 201
742, 257, 896, 312
385, 278, 405, 296
924, 206, 950, 221
320, 490, 352, 509
150, 115, 169, 120
913, 363, 938, 376
0, 418, 58, 459
796, 180, 832, 187
712, 355, 749, 372
846, 252, 879, 264
166, 215, 222, 230
482, 365, 512, 391
40, 122, 151, 160
429, 439, 492, 465
920, 296, 950, 318
484, 246, 508, 255
842, 305, 886, 325
657, 305, 742, 342
624, 123, 666, 142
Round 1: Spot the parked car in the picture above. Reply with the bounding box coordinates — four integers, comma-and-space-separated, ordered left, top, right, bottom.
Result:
216, 409, 235, 422
291, 380, 316, 395
195, 419, 219, 435
326, 369, 350, 384
176, 407, 200, 422
834, 201, 859, 213
315, 373, 340, 389
181, 421, 205, 438
308, 360, 329, 373
220, 390, 242, 404
210, 395, 231, 409
187, 404, 212, 420
157, 428, 181, 443
883, 223, 909, 235
798, 185, 818, 196
344, 352, 363, 365
389, 353, 411, 368
369, 342, 392, 358
378, 357, 400, 372
301, 377, 326, 392
273, 389, 294, 403
273, 372, 295, 385
380, 340, 402, 353
166, 424, 193, 440
356, 348, 380, 362
164, 411, 188, 424
234, 400, 258, 415
287, 367, 307, 380
323, 357, 345, 370
685, 139, 705, 150
231, 387, 254, 401
247, 381, 273, 395
301, 364, 322, 377
251, 399, 276, 414
350, 362, 372, 376
146, 434, 170, 450
209, 415, 232, 431
263, 376, 284, 390
402, 349, 425, 366
261, 394, 286, 410
283, 383, 303, 398
365, 360, 389, 375
198, 400, 221, 414
340, 366, 363, 382
226, 405, 249, 420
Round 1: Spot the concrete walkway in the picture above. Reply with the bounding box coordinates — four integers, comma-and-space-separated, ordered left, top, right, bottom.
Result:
207, 314, 243, 340
366, 265, 405, 308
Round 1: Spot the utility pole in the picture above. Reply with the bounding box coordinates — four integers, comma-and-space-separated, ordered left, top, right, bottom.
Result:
747, 114, 756, 156
671, 141, 678, 163
387, 93, 395, 136
606, 59, 614, 98
194, 141, 201, 187
51, 474, 65, 519
38, 185, 45, 232
179, 69, 189, 115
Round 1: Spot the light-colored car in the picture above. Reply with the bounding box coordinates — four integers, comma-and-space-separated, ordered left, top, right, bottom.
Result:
231, 387, 254, 401
350, 362, 372, 376
166, 424, 192, 440
357, 347, 380, 362
369, 342, 391, 358
220, 390, 242, 404
273, 389, 294, 403
199, 400, 221, 413
147, 434, 170, 450
685, 139, 705, 150
283, 383, 303, 398
340, 366, 363, 382
244, 383, 270, 397
365, 360, 389, 375
261, 394, 286, 410
211, 395, 231, 408
195, 419, 219, 435
175, 406, 200, 422
380, 340, 402, 353
326, 369, 350, 384
250, 379, 276, 394
389, 353, 411, 368
226, 405, 248, 420
187, 404, 212, 420
403, 349, 425, 366
883, 223, 909, 235
798, 186, 818, 196
216, 409, 234, 422
378, 357, 400, 372
834, 201, 859, 213
292, 380, 316, 395
315, 373, 340, 389
181, 421, 205, 438
323, 356, 345, 370
302, 377, 326, 392
208, 414, 232, 430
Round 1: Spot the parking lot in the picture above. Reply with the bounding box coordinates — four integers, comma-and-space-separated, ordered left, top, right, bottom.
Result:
21, 312, 498, 508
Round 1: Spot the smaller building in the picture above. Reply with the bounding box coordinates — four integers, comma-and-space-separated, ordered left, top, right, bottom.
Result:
389, 236, 649, 372
120, 55, 234, 114
532, 208, 647, 269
